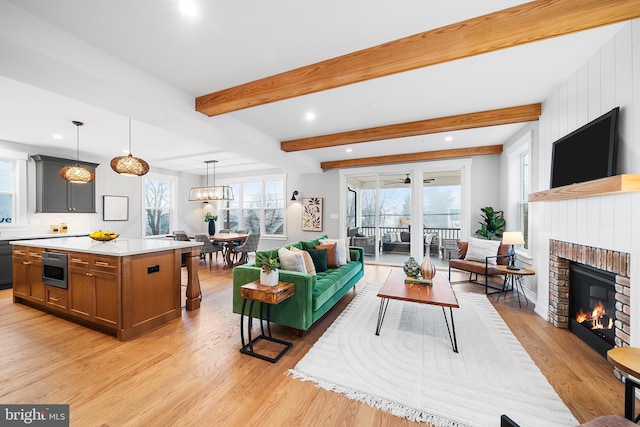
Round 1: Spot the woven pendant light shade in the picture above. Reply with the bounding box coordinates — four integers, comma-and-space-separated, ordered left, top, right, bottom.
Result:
60, 121, 95, 184
110, 118, 149, 176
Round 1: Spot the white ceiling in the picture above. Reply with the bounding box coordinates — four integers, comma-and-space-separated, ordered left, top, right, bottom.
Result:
0, 0, 626, 177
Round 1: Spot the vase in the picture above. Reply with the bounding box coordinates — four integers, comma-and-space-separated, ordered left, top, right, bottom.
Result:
403, 257, 420, 278
260, 270, 279, 286
420, 256, 436, 281
208, 220, 216, 236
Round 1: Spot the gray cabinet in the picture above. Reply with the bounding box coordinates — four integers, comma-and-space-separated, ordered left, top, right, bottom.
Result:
0, 241, 11, 289
32, 155, 99, 213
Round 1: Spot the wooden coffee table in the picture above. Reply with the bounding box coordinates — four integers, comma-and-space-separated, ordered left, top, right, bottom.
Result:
376, 268, 460, 352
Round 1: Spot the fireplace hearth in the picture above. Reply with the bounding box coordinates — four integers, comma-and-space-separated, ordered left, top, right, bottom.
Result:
548, 239, 631, 353
568, 262, 616, 356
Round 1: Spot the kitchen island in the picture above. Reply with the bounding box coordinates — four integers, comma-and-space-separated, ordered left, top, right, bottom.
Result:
11, 236, 203, 341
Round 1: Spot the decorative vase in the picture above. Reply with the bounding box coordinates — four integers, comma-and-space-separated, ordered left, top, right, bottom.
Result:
208, 220, 216, 236
420, 256, 436, 281
403, 257, 420, 278
260, 270, 279, 286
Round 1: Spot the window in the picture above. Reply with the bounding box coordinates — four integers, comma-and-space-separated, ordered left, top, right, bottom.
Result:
507, 130, 531, 250
219, 176, 285, 236
0, 150, 28, 228
519, 152, 530, 249
144, 174, 176, 236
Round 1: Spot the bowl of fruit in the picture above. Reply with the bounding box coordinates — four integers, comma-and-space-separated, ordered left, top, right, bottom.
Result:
89, 230, 119, 242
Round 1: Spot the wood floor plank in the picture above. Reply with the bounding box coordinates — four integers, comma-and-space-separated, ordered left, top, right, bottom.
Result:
0, 264, 630, 426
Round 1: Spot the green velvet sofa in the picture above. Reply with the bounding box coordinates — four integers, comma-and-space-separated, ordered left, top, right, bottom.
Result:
232, 236, 364, 333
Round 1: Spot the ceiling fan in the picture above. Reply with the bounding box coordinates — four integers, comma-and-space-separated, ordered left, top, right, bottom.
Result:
384, 174, 435, 185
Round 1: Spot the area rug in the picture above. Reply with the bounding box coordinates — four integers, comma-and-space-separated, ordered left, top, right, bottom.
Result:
288, 283, 578, 427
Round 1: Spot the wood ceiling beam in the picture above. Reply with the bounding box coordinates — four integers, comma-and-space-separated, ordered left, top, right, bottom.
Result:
320, 145, 503, 170
281, 104, 540, 152
195, 0, 640, 117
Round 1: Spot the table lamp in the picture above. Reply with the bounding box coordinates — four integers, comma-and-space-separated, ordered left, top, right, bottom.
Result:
502, 231, 525, 270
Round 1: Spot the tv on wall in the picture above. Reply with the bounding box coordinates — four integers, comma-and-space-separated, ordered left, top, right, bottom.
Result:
550, 107, 619, 189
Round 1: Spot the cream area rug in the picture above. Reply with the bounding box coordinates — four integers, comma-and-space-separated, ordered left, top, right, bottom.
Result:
289, 283, 578, 427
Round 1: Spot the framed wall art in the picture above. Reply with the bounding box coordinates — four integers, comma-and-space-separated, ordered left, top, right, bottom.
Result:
302, 197, 323, 232
103, 195, 129, 221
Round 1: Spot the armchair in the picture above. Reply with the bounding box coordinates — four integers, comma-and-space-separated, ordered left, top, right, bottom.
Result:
448, 240, 510, 295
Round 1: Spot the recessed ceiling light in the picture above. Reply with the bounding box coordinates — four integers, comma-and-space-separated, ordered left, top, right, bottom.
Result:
52, 134, 63, 140
305, 111, 316, 121
445, 136, 453, 142
178, 0, 198, 17
346, 148, 353, 153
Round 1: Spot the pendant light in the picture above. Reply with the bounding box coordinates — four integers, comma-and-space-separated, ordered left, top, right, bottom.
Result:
59, 121, 95, 183
110, 118, 149, 176
189, 160, 234, 201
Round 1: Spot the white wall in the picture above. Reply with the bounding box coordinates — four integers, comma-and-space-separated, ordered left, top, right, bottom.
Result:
529, 20, 640, 346
0, 139, 203, 238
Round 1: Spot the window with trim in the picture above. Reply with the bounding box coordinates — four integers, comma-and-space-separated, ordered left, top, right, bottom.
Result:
144, 174, 176, 236
519, 152, 530, 249
219, 176, 285, 236
0, 150, 27, 228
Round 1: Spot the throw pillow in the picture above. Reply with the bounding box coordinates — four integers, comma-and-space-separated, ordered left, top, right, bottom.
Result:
305, 248, 328, 272
289, 246, 316, 275
315, 243, 338, 268
277, 247, 307, 273
464, 237, 501, 265
400, 232, 411, 242
319, 238, 348, 265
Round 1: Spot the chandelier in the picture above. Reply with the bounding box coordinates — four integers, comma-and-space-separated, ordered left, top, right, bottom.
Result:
188, 160, 234, 202
59, 121, 95, 183
110, 118, 149, 176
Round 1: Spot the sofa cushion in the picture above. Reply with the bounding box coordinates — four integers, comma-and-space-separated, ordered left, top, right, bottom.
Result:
320, 238, 348, 265
315, 243, 338, 268
301, 234, 329, 250
278, 247, 307, 273
465, 237, 501, 265
312, 261, 362, 311
306, 248, 328, 272
290, 246, 316, 275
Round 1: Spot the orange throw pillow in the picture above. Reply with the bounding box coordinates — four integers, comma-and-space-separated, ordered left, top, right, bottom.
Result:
315, 243, 338, 268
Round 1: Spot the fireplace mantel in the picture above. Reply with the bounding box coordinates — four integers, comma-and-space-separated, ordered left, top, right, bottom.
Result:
529, 174, 640, 202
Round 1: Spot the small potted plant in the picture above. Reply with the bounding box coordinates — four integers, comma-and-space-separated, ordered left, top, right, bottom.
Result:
256, 252, 280, 286
204, 212, 218, 235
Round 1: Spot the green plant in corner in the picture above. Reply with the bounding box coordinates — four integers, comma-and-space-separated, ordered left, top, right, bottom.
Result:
204, 212, 218, 222
475, 206, 506, 240
256, 252, 280, 274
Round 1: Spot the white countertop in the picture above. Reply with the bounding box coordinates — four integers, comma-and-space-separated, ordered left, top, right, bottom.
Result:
9, 236, 202, 256
0, 232, 88, 242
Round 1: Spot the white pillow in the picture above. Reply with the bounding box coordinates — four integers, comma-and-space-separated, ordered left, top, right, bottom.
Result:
464, 237, 501, 265
278, 247, 307, 273
424, 233, 434, 244
320, 238, 348, 265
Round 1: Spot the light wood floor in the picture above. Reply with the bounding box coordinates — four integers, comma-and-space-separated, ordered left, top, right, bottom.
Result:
0, 262, 629, 426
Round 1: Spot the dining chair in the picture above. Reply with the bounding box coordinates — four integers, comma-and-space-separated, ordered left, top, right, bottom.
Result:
173, 232, 190, 242
193, 234, 224, 269
229, 233, 260, 265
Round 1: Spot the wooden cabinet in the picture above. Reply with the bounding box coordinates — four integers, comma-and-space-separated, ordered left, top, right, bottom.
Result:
12, 246, 45, 303
45, 285, 68, 312
31, 154, 99, 213
68, 252, 121, 328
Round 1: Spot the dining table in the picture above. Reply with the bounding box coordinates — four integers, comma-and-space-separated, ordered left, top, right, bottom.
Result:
209, 232, 249, 268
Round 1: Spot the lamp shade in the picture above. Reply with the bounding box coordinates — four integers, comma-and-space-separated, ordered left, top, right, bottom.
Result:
502, 231, 525, 245
110, 119, 149, 176
60, 121, 95, 184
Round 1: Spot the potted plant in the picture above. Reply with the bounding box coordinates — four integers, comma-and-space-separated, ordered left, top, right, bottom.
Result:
475, 206, 506, 240
204, 212, 218, 235
256, 252, 280, 286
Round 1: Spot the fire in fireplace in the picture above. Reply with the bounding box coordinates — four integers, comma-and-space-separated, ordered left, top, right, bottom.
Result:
569, 262, 616, 357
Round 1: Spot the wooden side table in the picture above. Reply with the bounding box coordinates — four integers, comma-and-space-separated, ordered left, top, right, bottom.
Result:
240, 281, 294, 363
494, 265, 535, 308
607, 347, 640, 422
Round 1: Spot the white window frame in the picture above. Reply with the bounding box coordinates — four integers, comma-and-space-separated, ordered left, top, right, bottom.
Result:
142, 172, 177, 238
0, 149, 28, 230
506, 131, 531, 257
218, 174, 286, 240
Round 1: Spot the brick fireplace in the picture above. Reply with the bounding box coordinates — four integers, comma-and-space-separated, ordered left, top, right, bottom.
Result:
548, 239, 631, 349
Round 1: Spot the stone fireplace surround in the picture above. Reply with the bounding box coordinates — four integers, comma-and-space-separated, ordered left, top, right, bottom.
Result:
548, 239, 631, 349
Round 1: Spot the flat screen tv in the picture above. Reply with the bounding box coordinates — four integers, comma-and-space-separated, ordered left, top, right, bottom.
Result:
550, 107, 619, 189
